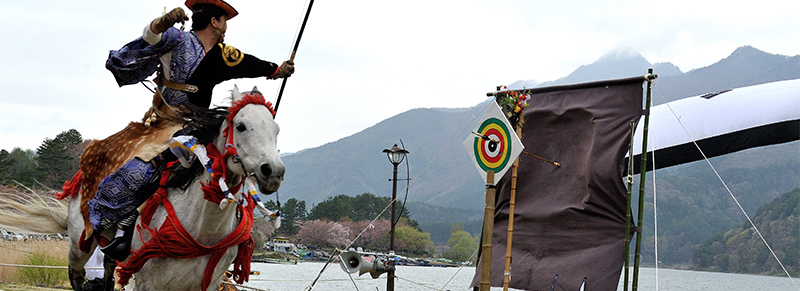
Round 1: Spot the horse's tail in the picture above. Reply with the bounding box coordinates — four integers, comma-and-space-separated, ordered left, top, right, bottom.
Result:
0, 186, 69, 234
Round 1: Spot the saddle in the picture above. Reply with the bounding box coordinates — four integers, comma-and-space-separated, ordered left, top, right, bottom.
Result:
79, 91, 185, 238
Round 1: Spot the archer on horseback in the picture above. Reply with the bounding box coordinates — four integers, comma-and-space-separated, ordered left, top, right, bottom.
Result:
91, 0, 293, 262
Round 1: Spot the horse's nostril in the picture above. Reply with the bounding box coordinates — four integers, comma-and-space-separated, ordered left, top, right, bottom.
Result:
260, 164, 272, 177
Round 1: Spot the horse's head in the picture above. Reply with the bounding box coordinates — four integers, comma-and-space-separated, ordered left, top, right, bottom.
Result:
221, 85, 285, 194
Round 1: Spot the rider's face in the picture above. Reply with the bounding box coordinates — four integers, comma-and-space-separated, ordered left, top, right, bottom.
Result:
212, 16, 228, 43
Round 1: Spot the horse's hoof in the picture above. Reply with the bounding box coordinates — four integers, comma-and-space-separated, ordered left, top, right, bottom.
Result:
101, 236, 131, 261
83, 277, 104, 291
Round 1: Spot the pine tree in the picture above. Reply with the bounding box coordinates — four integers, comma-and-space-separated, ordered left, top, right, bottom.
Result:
35, 129, 83, 189
0, 149, 11, 183
265, 198, 308, 236
5, 148, 37, 186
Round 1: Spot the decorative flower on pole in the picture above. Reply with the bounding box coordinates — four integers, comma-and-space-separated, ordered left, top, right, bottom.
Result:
497, 86, 531, 130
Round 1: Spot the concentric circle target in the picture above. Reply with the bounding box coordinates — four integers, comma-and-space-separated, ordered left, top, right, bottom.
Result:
473, 117, 512, 171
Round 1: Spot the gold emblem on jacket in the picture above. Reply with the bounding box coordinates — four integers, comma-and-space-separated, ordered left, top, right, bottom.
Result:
220, 44, 243, 66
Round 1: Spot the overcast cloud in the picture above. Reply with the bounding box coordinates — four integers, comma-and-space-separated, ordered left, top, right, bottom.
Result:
1, 0, 797, 153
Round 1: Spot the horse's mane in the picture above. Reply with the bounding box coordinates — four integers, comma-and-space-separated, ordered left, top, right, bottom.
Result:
165, 105, 229, 188
165, 91, 271, 189
182, 105, 230, 144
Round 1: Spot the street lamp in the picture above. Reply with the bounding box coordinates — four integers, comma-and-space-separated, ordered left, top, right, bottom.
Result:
382, 143, 408, 291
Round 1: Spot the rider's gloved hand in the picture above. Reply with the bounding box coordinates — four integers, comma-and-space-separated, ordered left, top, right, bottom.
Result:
268, 61, 295, 79
152, 7, 189, 33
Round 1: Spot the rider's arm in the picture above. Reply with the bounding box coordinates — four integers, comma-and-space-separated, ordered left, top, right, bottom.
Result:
183, 44, 280, 108
145, 8, 187, 45
207, 44, 280, 80
143, 23, 162, 45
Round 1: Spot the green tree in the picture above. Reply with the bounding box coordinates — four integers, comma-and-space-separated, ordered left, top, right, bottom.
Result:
394, 225, 434, 256
0, 149, 11, 183
308, 193, 415, 225
35, 129, 83, 189
443, 223, 479, 262
307, 194, 355, 221
4, 148, 37, 186
265, 198, 307, 236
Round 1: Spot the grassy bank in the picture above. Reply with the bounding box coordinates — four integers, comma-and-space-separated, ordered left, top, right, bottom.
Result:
0, 282, 67, 290
0, 240, 70, 289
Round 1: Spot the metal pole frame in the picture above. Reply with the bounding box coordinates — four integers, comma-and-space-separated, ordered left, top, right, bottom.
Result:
387, 162, 398, 291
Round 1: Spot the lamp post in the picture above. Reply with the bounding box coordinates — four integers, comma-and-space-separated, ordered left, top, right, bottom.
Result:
382, 143, 408, 291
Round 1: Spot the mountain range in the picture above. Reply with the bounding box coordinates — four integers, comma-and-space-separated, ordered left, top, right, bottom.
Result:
277, 45, 799, 207
273, 46, 799, 265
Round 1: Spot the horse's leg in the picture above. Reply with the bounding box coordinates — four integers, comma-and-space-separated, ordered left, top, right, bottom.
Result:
102, 255, 116, 291
68, 195, 92, 291
207, 247, 240, 291
67, 238, 93, 290
68, 266, 86, 291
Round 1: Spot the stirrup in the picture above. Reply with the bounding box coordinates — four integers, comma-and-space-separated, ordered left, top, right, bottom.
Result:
100, 231, 133, 262
100, 214, 138, 262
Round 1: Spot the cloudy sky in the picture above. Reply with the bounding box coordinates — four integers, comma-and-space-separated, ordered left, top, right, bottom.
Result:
1, 0, 797, 153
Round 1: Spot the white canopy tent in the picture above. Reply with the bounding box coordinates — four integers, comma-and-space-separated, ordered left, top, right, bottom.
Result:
630, 78, 800, 173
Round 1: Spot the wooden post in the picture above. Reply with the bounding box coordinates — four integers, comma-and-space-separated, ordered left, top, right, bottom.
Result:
503, 117, 523, 291
480, 170, 496, 291
502, 158, 519, 290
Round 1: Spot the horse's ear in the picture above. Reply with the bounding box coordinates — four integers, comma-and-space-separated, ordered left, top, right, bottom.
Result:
232, 85, 242, 103
251, 86, 260, 95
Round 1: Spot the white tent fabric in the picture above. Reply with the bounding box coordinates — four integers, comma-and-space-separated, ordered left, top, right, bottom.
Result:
630, 78, 800, 173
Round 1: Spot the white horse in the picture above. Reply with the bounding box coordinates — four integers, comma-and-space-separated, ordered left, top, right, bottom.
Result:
0, 85, 284, 291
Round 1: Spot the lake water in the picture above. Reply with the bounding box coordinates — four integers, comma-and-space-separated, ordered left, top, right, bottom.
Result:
240, 262, 800, 291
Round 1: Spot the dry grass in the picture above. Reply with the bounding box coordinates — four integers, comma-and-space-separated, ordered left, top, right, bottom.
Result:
0, 184, 70, 287
0, 240, 70, 288
0, 282, 67, 290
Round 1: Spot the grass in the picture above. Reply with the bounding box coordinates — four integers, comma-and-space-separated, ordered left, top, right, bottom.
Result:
0, 240, 70, 288
14, 251, 69, 287
0, 282, 67, 290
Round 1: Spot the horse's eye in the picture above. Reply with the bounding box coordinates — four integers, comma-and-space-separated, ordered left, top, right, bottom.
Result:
236, 123, 247, 132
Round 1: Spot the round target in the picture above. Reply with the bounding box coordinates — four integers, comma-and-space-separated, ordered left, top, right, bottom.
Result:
473, 117, 512, 171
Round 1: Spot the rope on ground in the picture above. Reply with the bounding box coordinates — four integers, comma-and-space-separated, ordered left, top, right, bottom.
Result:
436, 248, 479, 291
221, 280, 272, 291
252, 277, 371, 283
303, 250, 341, 291
394, 275, 439, 290
654, 86, 800, 291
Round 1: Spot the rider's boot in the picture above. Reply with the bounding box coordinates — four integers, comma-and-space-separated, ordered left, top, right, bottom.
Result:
100, 150, 177, 261
100, 212, 137, 261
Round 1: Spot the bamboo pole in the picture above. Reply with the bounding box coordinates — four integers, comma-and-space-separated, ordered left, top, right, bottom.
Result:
502, 117, 524, 290
633, 69, 656, 290
502, 160, 518, 290
274, 0, 315, 115
479, 170, 496, 291
623, 121, 636, 291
